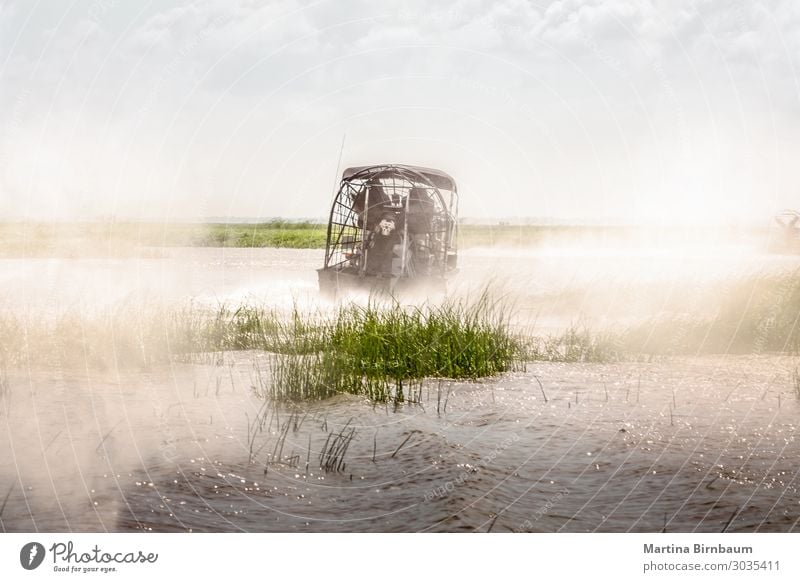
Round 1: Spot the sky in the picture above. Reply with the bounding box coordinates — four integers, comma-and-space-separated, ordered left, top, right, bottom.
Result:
0, 0, 798, 224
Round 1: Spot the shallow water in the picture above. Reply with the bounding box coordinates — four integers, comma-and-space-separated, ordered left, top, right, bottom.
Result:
0, 247, 322, 315
1, 355, 798, 532
2, 244, 799, 318
1, 245, 799, 532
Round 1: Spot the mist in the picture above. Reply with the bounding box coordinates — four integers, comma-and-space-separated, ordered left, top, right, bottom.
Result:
2, 0, 799, 223
2, 0, 800, 538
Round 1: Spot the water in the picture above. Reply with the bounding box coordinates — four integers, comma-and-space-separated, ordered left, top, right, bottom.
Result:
0, 247, 322, 314
1, 245, 799, 532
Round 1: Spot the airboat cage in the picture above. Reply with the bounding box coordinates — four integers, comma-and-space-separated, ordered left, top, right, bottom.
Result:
318, 164, 458, 295
768, 209, 800, 253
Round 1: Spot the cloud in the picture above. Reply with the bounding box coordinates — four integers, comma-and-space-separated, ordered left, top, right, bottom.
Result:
1, 0, 799, 222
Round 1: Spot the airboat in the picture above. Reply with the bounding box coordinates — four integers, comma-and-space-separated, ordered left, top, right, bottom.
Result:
318, 164, 459, 298
768, 209, 800, 253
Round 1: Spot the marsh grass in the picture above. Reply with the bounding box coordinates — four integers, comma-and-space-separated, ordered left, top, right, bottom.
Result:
199, 222, 326, 249
268, 352, 345, 401
522, 325, 624, 362
266, 293, 525, 402
0, 221, 327, 255
624, 270, 800, 355
0, 292, 523, 403
0, 367, 9, 412
319, 419, 356, 472
6, 221, 767, 267
332, 295, 520, 376
4, 270, 799, 405
6, 222, 742, 255
512, 270, 800, 360
0, 302, 302, 369
0, 303, 239, 369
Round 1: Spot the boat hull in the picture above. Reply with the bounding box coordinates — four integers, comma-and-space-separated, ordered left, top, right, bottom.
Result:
317, 268, 446, 299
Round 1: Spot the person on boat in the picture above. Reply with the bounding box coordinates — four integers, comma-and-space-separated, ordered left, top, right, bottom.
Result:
365, 212, 400, 275
405, 187, 436, 275
406, 187, 434, 235
353, 183, 390, 231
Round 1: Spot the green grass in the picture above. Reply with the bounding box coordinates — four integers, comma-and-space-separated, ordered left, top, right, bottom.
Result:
3, 270, 800, 403
0, 221, 327, 254
624, 270, 800, 355
0, 294, 525, 403
2, 221, 769, 254
265, 294, 525, 402
523, 325, 624, 363
182, 295, 524, 403
455, 224, 767, 249
198, 222, 326, 249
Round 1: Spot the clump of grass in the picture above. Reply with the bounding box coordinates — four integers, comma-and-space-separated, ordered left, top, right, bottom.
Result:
267, 293, 524, 402
0, 301, 303, 369
319, 419, 356, 473
5, 270, 799, 377
523, 325, 623, 362
332, 295, 520, 377
713, 272, 800, 353
197, 222, 326, 249
0, 221, 329, 254
268, 351, 344, 401
624, 270, 800, 355
206, 304, 281, 351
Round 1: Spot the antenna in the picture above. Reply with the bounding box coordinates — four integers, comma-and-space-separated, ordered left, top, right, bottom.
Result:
324, 134, 346, 267
330, 134, 346, 204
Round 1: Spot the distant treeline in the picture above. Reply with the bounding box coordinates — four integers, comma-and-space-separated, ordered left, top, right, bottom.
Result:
142, 221, 774, 250
0, 221, 773, 253
200, 222, 326, 248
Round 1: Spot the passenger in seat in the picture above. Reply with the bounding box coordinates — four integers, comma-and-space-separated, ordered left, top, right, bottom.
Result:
353, 183, 390, 231
406, 187, 434, 235
365, 213, 400, 275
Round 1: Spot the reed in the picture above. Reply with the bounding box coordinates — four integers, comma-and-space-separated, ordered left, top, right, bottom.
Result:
265, 293, 524, 402
319, 419, 357, 473
522, 325, 623, 362
3, 270, 799, 377
624, 270, 800, 355
0, 367, 9, 414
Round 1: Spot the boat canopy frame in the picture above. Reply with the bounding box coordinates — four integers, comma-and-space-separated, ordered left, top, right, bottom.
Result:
320, 164, 458, 287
